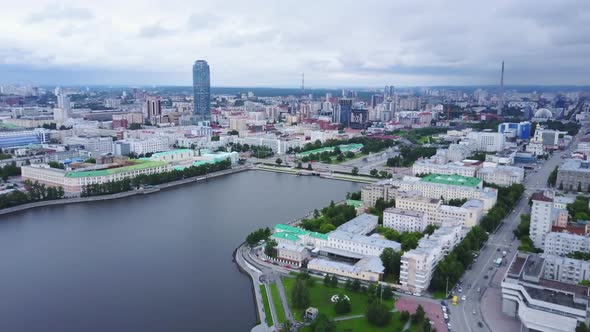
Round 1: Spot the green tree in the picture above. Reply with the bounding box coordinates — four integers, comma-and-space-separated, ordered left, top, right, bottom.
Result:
578, 280, 590, 287
84, 158, 96, 164
346, 151, 355, 158
324, 274, 331, 287
281, 320, 293, 332
351, 167, 359, 175
366, 301, 391, 327
576, 322, 590, 332
370, 169, 378, 177
310, 314, 335, 332
400, 310, 410, 322
264, 238, 278, 257
352, 279, 361, 292
334, 293, 351, 314
336, 154, 344, 162
547, 166, 558, 187
211, 135, 220, 141
291, 276, 310, 309
276, 158, 283, 166
330, 275, 338, 288
344, 279, 353, 291
411, 305, 425, 324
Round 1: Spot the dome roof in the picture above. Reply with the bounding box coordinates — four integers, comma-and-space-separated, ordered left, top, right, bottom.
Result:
534, 108, 553, 118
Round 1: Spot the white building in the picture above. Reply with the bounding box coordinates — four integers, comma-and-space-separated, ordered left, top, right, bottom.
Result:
126, 137, 172, 155
502, 252, 590, 332
412, 160, 478, 177
529, 192, 555, 249
383, 208, 428, 233
543, 253, 590, 285
64, 136, 113, 156
400, 221, 463, 294
544, 232, 590, 256
467, 131, 505, 152
476, 164, 525, 186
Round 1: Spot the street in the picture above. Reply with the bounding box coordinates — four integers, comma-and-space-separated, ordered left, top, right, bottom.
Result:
448, 124, 587, 332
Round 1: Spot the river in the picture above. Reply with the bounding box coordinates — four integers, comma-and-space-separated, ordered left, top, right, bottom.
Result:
0, 171, 360, 332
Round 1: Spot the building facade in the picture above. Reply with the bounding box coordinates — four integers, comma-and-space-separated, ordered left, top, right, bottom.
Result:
192, 60, 211, 121
383, 208, 428, 233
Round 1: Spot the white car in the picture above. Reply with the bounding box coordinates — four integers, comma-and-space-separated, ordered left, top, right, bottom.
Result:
443, 313, 448, 320
461, 295, 466, 301
442, 306, 447, 312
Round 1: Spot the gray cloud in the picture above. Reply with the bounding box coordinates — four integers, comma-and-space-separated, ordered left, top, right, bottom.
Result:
26, 5, 93, 23
138, 23, 175, 38
187, 12, 221, 31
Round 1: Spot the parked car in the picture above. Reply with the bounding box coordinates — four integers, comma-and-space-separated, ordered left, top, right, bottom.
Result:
461, 295, 466, 301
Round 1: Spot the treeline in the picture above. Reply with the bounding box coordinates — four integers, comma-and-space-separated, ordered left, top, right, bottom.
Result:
568, 196, 590, 222
245, 227, 271, 247
0, 163, 20, 180
299, 201, 357, 233
567, 251, 590, 261
229, 143, 274, 158
367, 198, 395, 223
299, 148, 356, 164
541, 120, 581, 136
346, 191, 361, 200
386, 146, 437, 167
0, 180, 65, 209
513, 214, 542, 253
291, 137, 394, 155
390, 127, 447, 144
547, 166, 558, 187
430, 226, 488, 293
81, 159, 232, 197
377, 225, 437, 252
480, 183, 525, 232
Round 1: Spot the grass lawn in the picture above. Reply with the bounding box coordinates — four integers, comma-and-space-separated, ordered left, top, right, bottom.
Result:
330, 152, 365, 164
259, 285, 274, 327
282, 277, 395, 321
432, 290, 448, 299
335, 312, 405, 332
270, 283, 286, 324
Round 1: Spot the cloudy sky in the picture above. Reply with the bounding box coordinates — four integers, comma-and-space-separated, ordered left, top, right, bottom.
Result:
0, 0, 589, 87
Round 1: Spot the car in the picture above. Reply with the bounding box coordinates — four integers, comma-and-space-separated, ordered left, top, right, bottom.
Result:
478, 322, 484, 328
458, 288, 462, 292
477, 287, 481, 292
484, 275, 489, 279
497, 248, 500, 251
461, 295, 466, 301
447, 322, 452, 329
472, 310, 476, 315
443, 313, 448, 320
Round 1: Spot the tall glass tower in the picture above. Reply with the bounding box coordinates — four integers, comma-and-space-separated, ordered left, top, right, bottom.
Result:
192, 60, 210, 121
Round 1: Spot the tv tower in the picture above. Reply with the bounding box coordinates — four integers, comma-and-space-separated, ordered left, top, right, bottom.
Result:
498, 61, 504, 116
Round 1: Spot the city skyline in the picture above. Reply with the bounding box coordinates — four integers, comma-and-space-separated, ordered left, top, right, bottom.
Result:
1, 0, 589, 86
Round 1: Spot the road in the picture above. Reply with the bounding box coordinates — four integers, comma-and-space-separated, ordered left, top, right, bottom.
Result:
449, 124, 587, 332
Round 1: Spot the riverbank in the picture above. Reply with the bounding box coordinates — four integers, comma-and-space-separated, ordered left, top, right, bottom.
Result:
0, 166, 250, 216
256, 164, 379, 184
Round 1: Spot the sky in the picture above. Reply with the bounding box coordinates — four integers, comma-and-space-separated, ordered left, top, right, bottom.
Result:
0, 0, 589, 87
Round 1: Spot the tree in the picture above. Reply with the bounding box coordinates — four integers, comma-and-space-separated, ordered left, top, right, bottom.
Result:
352, 279, 361, 292
291, 277, 310, 309
276, 158, 283, 166
84, 158, 96, 164
310, 314, 335, 332
579, 280, 590, 287
366, 301, 391, 327
400, 310, 410, 322
211, 135, 220, 141
330, 275, 338, 288
344, 279, 353, 291
264, 238, 277, 257
346, 151, 355, 158
351, 167, 359, 175
334, 293, 351, 314
576, 322, 590, 332
411, 305, 426, 324
370, 169, 378, 177
336, 154, 344, 162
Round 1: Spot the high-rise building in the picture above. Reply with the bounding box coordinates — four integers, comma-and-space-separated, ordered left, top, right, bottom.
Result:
336, 98, 353, 125
57, 94, 71, 111
146, 97, 162, 121
192, 60, 211, 121
498, 61, 504, 116
529, 192, 554, 248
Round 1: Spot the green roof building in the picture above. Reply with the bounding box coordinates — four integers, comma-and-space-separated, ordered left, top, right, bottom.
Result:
420, 173, 482, 188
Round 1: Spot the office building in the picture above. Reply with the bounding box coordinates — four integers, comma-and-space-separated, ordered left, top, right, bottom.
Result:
475, 165, 524, 186
412, 160, 479, 177
57, 94, 71, 111
335, 98, 353, 125
556, 159, 590, 193
0, 129, 51, 148
146, 97, 162, 122
63, 136, 113, 156
502, 252, 590, 332
466, 131, 505, 152
192, 60, 211, 121
498, 122, 532, 140
383, 208, 427, 233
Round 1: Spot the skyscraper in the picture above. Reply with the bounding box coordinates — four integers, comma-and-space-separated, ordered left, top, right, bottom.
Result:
498, 61, 504, 116
192, 60, 210, 121
57, 94, 71, 111
146, 97, 162, 122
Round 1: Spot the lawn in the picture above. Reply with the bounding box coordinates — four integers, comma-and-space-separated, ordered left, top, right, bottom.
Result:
330, 153, 365, 164
270, 283, 286, 324
432, 290, 448, 299
300, 312, 405, 332
282, 277, 395, 321
259, 285, 274, 327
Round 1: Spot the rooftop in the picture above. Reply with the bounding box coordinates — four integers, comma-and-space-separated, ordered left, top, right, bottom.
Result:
274, 224, 328, 240
531, 192, 553, 203
420, 173, 482, 187
383, 207, 424, 218
560, 159, 590, 172
329, 230, 401, 251
335, 213, 378, 235
65, 160, 168, 178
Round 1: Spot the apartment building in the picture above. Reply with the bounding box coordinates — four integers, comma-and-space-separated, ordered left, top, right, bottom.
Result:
530, 192, 555, 249
395, 194, 483, 227
544, 232, 590, 256
502, 252, 590, 332
383, 208, 428, 233
543, 253, 590, 285
466, 131, 505, 152
400, 221, 463, 294
63, 136, 113, 156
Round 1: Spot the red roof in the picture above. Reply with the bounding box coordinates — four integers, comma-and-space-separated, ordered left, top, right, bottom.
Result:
531, 192, 553, 202
552, 225, 586, 236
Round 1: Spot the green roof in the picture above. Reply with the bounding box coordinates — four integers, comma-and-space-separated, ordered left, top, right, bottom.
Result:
272, 232, 301, 242
65, 160, 168, 178
420, 173, 482, 187
346, 199, 362, 208
274, 224, 328, 240
150, 149, 193, 158
296, 143, 364, 157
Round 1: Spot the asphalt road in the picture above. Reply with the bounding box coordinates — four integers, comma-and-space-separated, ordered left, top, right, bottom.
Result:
448, 124, 587, 332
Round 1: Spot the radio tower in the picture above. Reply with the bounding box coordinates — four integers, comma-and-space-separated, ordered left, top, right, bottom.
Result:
498, 61, 504, 116
301, 73, 305, 95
